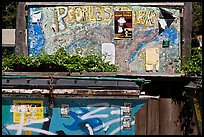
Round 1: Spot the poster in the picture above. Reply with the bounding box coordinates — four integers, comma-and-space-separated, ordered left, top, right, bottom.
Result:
102, 43, 115, 64
11, 100, 43, 123
114, 11, 132, 39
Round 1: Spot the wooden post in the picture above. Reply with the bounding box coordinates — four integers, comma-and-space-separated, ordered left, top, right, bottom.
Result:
15, 2, 27, 56
181, 2, 192, 65
135, 102, 147, 135
147, 99, 159, 135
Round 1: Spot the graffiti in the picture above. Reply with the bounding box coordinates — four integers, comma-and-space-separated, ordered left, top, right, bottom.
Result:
62, 108, 104, 135
2, 98, 146, 135
128, 28, 159, 64
2, 125, 10, 135
28, 5, 180, 73
63, 103, 109, 135
135, 8, 158, 26
6, 109, 56, 135
54, 6, 113, 32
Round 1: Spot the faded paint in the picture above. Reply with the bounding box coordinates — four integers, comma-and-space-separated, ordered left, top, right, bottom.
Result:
28, 5, 181, 73
2, 97, 146, 135
2, 29, 27, 47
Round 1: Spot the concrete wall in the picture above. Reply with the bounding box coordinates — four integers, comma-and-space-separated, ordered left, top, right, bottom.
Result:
27, 5, 181, 73
2, 97, 146, 135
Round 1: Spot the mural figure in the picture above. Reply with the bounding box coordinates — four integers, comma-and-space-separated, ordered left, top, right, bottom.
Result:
115, 17, 128, 34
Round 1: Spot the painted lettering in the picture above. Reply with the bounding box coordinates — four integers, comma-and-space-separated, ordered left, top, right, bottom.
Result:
55, 7, 68, 31
135, 8, 158, 26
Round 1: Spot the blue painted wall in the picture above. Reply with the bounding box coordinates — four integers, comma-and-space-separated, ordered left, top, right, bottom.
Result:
2, 97, 146, 135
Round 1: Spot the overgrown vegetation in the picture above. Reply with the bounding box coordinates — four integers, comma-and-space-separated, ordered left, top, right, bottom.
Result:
2, 1, 18, 29
2, 48, 118, 72
179, 2, 202, 76
180, 47, 202, 76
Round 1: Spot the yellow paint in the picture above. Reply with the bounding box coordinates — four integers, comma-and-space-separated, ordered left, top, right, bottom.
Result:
193, 98, 202, 123
116, 6, 131, 11
13, 100, 43, 124
95, 6, 102, 21
89, 6, 96, 22
135, 8, 158, 26
54, 6, 113, 29
145, 48, 159, 71
75, 6, 83, 22
103, 6, 113, 22
25, 130, 32, 135
68, 7, 76, 23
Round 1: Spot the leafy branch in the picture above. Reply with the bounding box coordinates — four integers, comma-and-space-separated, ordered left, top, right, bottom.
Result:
2, 47, 118, 72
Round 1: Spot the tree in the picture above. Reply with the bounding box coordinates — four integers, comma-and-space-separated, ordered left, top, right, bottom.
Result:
180, 2, 202, 76
192, 2, 202, 48
2, 1, 18, 29
192, 2, 202, 36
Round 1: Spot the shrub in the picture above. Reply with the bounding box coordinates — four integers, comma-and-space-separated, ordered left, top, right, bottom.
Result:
2, 47, 118, 72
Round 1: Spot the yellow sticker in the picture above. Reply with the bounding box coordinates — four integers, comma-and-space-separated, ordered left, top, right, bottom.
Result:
12, 100, 43, 124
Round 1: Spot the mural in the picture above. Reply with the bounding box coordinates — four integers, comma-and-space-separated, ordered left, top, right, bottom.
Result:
2, 97, 146, 135
28, 5, 181, 73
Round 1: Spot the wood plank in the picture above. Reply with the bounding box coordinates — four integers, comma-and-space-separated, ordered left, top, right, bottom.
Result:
135, 102, 147, 135
152, 99, 159, 135
146, 99, 159, 135
159, 98, 172, 135
170, 99, 184, 135
181, 2, 192, 65
15, 2, 27, 56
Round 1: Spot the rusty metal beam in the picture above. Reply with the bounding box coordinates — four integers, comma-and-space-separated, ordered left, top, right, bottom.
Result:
2, 89, 140, 96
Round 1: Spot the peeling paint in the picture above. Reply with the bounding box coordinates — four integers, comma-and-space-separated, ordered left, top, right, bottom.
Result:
28, 5, 180, 73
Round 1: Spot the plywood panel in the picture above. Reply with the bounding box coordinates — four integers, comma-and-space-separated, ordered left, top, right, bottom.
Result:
135, 102, 147, 135
147, 99, 159, 135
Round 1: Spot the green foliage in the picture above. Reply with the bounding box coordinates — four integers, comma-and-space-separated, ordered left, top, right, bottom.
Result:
180, 2, 202, 76
2, 48, 118, 72
192, 2, 202, 36
180, 47, 202, 76
2, 2, 18, 29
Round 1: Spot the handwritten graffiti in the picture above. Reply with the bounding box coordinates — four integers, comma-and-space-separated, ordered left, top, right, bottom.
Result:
63, 108, 104, 135
6, 110, 56, 135
63, 103, 109, 135
2, 125, 10, 135
2, 98, 146, 135
62, 102, 137, 135
54, 6, 113, 32
135, 8, 158, 26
